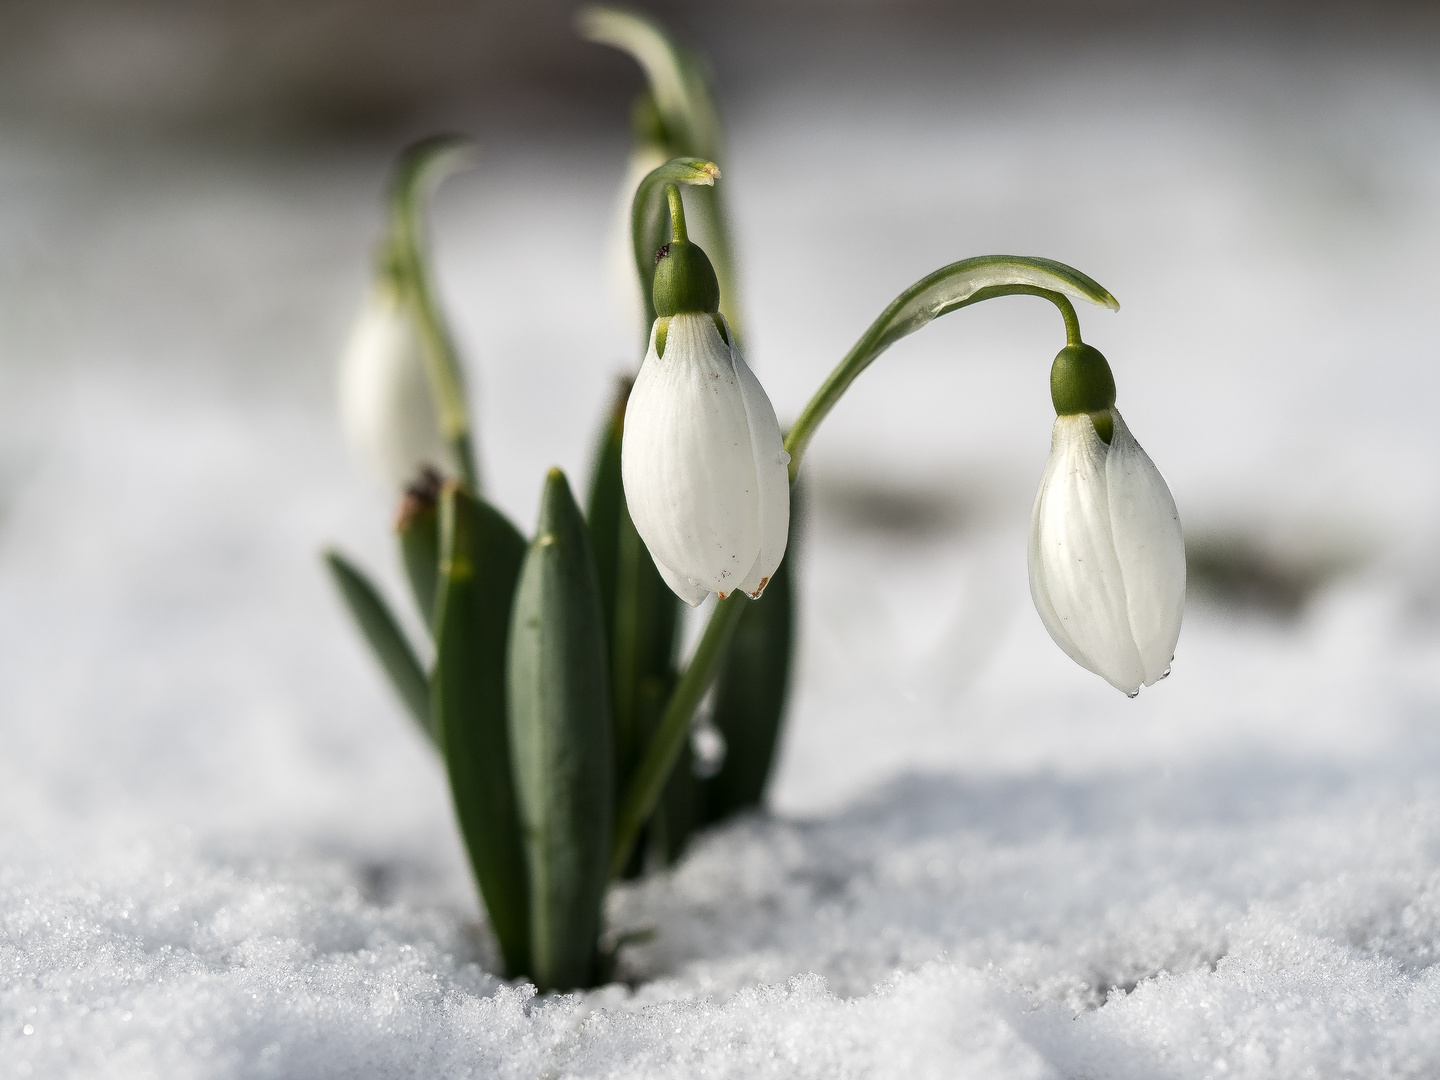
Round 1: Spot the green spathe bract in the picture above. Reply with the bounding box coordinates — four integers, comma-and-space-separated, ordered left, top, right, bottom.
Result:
432, 486, 531, 977
508, 469, 615, 991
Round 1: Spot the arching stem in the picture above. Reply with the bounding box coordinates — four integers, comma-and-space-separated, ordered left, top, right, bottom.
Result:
388, 136, 481, 492
783, 275, 1101, 482
664, 183, 689, 243
608, 257, 1116, 878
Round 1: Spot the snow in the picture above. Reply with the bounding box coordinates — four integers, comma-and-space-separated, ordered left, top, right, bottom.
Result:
6, 21, 1440, 1079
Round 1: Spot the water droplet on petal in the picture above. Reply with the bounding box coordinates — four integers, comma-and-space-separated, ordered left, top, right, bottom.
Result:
1125, 689, 1140, 699
777, 451, 791, 466
1159, 666, 1172, 680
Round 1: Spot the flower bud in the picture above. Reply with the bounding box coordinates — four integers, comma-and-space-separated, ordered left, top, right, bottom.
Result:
621, 312, 789, 605
338, 282, 457, 491
1028, 389, 1185, 696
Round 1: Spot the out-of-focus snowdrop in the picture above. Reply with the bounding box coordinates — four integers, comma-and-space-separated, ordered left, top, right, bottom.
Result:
1028, 343, 1186, 696
621, 185, 788, 605
338, 279, 456, 492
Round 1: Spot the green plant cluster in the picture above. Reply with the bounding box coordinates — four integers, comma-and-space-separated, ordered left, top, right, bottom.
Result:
323, 7, 1121, 994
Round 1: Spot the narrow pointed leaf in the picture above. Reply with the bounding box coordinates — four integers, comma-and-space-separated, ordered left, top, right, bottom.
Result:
576, 7, 721, 158
397, 494, 441, 632
509, 469, 614, 992
586, 380, 681, 811
324, 549, 431, 741
432, 485, 530, 977
610, 591, 746, 879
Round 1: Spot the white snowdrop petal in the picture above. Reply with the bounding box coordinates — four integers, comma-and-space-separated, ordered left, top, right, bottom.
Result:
650, 553, 713, 608
1029, 414, 1146, 694
338, 287, 454, 491
728, 323, 790, 598
622, 313, 762, 597
1105, 410, 1186, 685
1028, 446, 1100, 677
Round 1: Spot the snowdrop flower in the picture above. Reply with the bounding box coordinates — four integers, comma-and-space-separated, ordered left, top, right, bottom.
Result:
338, 281, 456, 491
1028, 343, 1185, 696
621, 195, 788, 605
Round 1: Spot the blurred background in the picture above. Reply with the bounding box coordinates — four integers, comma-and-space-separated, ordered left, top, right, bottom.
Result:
3, 0, 1440, 842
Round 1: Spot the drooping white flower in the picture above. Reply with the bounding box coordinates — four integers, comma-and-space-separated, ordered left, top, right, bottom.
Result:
338, 283, 456, 491
1028, 407, 1185, 696
622, 311, 789, 606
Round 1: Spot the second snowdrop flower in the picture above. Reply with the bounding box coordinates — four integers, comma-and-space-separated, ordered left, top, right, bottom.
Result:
1028, 343, 1186, 696
339, 277, 457, 492
622, 185, 789, 606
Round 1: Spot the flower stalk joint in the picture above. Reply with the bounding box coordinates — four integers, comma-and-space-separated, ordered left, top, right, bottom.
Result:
652, 183, 720, 318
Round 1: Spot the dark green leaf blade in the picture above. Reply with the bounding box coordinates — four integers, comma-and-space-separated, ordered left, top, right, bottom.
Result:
701, 543, 794, 824
432, 485, 530, 977
509, 468, 614, 992
323, 548, 432, 741
586, 380, 680, 817
396, 471, 444, 632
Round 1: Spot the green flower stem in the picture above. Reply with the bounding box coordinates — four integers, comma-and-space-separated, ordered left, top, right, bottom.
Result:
664, 184, 688, 242
388, 136, 480, 492
608, 258, 1116, 872
629, 157, 719, 333
782, 256, 1116, 481
577, 6, 744, 342
608, 592, 746, 879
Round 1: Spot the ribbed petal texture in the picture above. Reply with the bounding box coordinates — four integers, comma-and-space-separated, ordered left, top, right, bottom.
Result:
1028, 409, 1185, 695
622, 313, 790, 605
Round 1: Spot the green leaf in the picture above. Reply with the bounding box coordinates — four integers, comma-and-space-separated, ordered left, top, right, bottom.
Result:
323, 549, 432, 742
785, 256, 1119, 475
397, 492, 441, 632
586, 385, 626, 660
610, 591, 746, 879
432, 486, 530, 977
585, 380, 680, 813
701, 522, 795, 824
576, 7, 722, 159
508, 469, 615, 991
